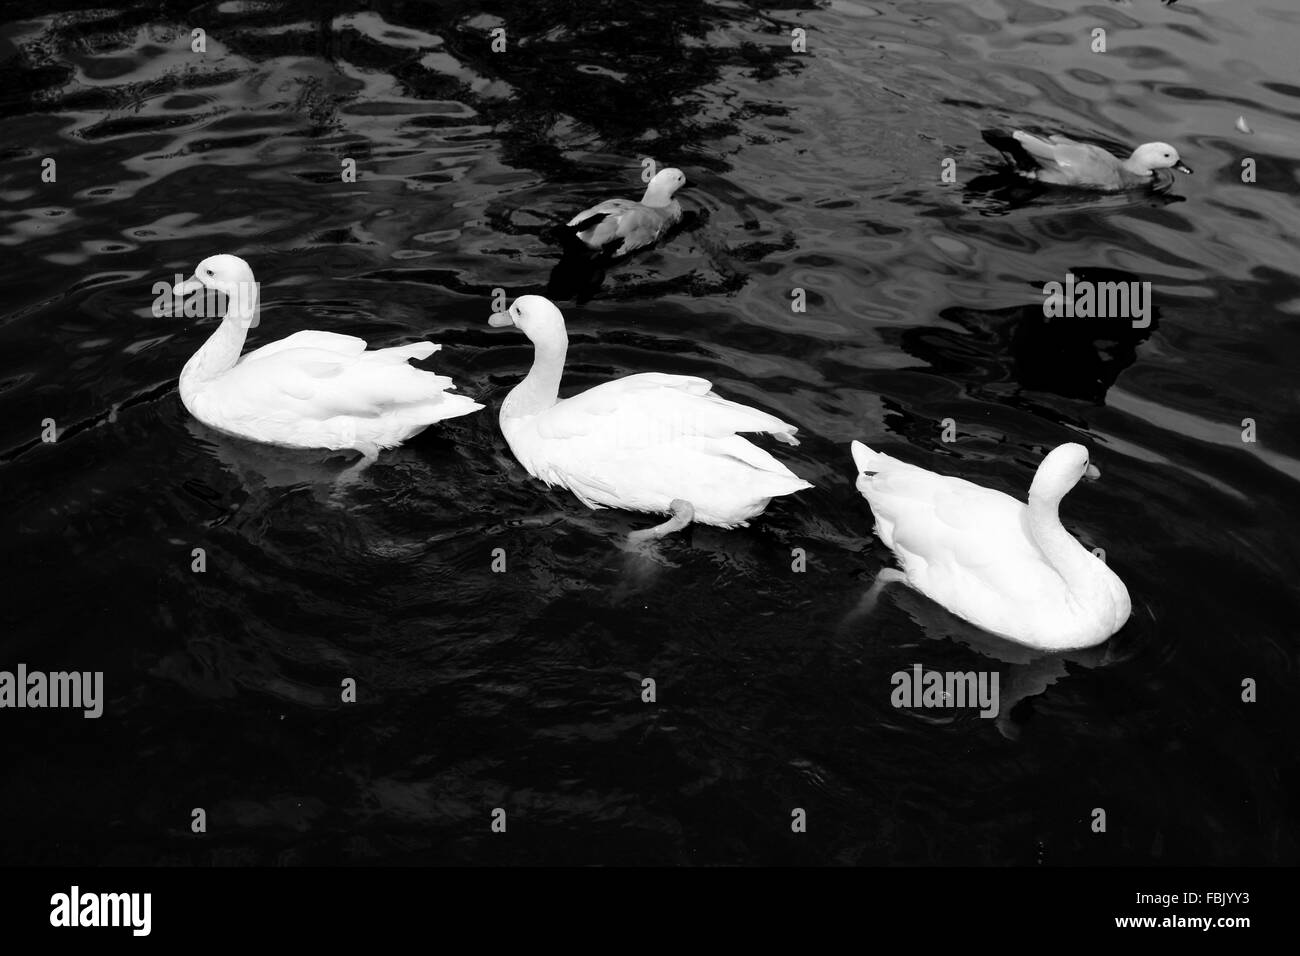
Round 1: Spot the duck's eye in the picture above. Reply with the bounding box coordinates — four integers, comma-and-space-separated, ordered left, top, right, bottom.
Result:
204, 269, 213, 276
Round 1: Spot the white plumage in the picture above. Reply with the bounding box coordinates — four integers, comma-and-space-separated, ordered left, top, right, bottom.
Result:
851, 441, 1131, 650
175, 254, 481, 456
490, 296, 811, 536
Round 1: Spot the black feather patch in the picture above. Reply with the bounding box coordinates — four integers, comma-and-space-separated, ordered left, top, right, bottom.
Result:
981, 128, 1038, 171
567, 211, 609, 235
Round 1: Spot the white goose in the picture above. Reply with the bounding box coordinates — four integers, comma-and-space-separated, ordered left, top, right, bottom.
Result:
175, 254, 482, 463
489, 295, 812, 540
851, 441, 1131, 650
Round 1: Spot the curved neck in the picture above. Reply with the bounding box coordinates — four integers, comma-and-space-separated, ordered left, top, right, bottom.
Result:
1120, 152, 1153, 177
180, 285, 257, 384
1027, 492, 1105, 600
641, 183, 674, 208
502, 330, 567, 420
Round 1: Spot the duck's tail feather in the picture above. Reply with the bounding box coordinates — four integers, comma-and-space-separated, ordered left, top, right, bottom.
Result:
551, 214, 615, 258
345, 345, 483, 421
566, 211, 609, 234
387, 392, 483, 444
572, 215, 626, 254
377, 341, 440, 363
850, 440, 887, 474
981, 128, 1038, 171
423, 392, 484, 421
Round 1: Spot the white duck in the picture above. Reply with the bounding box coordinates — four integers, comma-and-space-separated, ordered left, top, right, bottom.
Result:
564, 167, 686, 256
489, 295, 812, 540
175, 254, 482, 463
851, 441, 1131, 650
982, 128, 1192, 190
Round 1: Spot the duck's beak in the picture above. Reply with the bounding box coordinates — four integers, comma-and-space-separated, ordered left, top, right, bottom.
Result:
1084, 463, 1101, 480
1173, 161, 1192, 174
173, 276, 205, 297
488, 312, 513, 328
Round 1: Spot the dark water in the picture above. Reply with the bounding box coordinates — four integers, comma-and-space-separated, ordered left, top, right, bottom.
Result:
2, 0, 1298, 865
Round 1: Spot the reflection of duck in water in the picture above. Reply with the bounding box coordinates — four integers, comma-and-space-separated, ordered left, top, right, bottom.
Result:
182, 416, 366, 543
1013, 267, 1161, 402
183, 416, 442, 562
842, 548, 1132, 740
897, 268, 1160, 405
184, 416, 358, 496
847, 578, 1123, 740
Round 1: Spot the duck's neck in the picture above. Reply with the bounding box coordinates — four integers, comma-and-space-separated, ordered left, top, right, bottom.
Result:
1120, 153, 1154, 177
641, 184, 674, 208
180, 287, 258, 386
502, 331, 567, 420
1027, 492, 1105, 601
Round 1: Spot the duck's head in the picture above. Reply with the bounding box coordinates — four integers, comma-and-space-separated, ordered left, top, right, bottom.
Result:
1131, 142, 1192, 175
642, 167, 687, 206
1030, 443, 1101, 502
488, 294, 567, 345
174, 254, 256, 300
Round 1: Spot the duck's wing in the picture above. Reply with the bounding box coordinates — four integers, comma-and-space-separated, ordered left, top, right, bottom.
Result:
855, 452, 1020, 552
565, 200, 672, 253
566, 198, 640, 230
241, 329, 368, 363
540, 373, 797, 446
1015, 132, 1121, 185
1008, 131, 1068, 161
982, 128, 1045, 172
526, 373, 806, 504
223, 339, 476, 421
608, 205, 676, 254
853, 445, 1055, 594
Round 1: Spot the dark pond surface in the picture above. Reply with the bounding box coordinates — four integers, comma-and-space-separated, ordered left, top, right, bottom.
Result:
1, 0, 1298, 864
